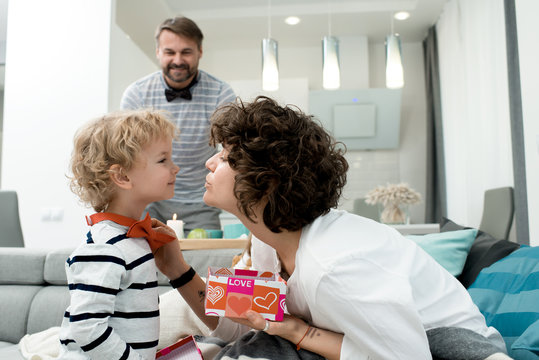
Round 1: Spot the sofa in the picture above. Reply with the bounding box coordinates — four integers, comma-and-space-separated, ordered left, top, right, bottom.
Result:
1, 218, 538, 360
0, 246, 243, 359
411, 218, 538, 360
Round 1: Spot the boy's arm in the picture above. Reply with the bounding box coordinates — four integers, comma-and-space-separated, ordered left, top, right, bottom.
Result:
66, 244, 146, 360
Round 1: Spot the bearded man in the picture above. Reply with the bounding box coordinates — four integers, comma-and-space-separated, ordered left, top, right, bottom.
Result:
121, 16, 236, 233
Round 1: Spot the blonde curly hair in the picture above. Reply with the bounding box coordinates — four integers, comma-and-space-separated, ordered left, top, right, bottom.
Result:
69, 109, 178, 212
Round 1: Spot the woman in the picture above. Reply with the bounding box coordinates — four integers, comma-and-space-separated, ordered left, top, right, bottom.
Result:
154, 96, 507, 359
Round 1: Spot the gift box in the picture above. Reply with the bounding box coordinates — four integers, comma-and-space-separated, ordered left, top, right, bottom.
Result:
155, 335, 203, 359
205, 267, 287, 321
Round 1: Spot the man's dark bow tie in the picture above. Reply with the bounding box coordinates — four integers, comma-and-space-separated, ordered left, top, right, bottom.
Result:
165, 88, 192, 101
164, 75, 198, 102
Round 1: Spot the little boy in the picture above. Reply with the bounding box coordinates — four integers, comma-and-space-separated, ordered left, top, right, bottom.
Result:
58, 109, 180, 359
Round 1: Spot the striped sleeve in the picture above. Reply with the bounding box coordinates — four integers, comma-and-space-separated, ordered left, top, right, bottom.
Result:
65, 243, 144, 360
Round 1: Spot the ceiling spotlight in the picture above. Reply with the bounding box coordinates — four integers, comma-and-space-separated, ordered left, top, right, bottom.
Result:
394, 11, 410, 20
285, 16, 301, 25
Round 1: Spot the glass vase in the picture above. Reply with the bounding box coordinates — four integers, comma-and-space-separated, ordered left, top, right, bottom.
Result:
378, 203, 409, 224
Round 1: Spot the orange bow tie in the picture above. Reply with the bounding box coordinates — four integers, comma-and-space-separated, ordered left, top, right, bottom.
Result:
86, 212, 176, 252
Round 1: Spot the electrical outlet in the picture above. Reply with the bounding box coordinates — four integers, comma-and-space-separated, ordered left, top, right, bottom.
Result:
51, 208, 64, 221
40, 208, 51, 221
40, 207, 64, 221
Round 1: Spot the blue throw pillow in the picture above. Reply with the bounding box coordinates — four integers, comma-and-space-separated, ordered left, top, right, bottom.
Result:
468, 245, 539, 358
406, 229, 477, 276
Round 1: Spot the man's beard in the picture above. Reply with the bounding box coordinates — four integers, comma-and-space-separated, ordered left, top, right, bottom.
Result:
164, 63, 197, 86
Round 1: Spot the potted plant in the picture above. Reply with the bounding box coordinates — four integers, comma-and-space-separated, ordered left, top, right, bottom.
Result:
365, 183, 422, 224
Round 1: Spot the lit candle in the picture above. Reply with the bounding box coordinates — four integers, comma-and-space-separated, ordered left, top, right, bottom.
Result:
167, 213, 184, 239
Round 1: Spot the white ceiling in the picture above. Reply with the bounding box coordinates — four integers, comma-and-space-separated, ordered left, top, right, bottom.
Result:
116, 0, 447, 65
164, 0, 447, 48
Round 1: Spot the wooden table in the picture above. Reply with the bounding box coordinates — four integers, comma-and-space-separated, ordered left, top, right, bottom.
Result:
179, 238, 249, 250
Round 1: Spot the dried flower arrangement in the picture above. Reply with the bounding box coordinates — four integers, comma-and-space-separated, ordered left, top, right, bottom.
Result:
365, 183, 422, 224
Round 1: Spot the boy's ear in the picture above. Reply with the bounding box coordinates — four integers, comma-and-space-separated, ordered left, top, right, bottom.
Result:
109, 164, 132, 189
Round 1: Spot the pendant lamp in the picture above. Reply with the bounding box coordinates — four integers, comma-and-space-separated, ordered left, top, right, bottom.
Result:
262, 0, 279, 91
262, 38, 279, 91
385, 14, 404, 89
322, 1, 340, 90
322, 36, 340, 90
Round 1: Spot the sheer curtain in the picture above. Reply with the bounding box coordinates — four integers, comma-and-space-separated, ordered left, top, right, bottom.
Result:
436, 0, 513, 227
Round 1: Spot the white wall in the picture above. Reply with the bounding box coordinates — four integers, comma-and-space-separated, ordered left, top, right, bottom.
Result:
0, 89, 3, 185
1, 0, 160, 249
2, 0, 113, 248
516, 0, 539, 246
108, 3, 159, 111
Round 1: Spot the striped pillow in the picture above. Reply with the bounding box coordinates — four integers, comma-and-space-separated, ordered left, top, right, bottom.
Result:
468, 245, 539, 358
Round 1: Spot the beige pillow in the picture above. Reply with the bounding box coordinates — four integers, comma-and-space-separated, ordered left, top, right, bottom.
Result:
158, 287, 211, 350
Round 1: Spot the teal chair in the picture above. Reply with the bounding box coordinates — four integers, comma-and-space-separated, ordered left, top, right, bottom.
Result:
0, 190, 25, 247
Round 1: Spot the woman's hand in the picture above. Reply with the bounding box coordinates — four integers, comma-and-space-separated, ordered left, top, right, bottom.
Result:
151, 219, 190, 279
233, 310, 343, 360
231, 310, 307, 344
151, 218, 177, 239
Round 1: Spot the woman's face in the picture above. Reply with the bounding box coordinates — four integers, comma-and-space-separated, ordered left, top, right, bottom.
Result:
204, 147, 238, 214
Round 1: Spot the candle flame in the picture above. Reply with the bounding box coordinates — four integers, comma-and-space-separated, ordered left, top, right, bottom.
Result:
172, 213, 177, 221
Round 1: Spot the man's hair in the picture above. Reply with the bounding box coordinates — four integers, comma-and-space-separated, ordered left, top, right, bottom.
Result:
210, 96, 349, 233
69, 109, 178, 212
155, 16, 204, 49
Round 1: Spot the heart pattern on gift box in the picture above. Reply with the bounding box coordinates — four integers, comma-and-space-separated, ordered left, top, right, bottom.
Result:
215, 268, 233, 276
228, 295, 251, 315
206, 267, 286, 321
207, 285, 225, 305
254, 292, 277, 310
259, 271, 273, 278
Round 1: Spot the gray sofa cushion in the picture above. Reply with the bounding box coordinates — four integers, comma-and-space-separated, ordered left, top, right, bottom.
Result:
43, 248, 242, 285
44, 248, 72, 285
0, 248, 48, 285
0, 246, 242, 348
0, 285, 41, 343
0, 343, 25, 360
27, 286, 70, 335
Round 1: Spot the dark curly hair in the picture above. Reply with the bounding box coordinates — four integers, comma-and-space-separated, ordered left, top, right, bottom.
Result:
210, 96, 348, 233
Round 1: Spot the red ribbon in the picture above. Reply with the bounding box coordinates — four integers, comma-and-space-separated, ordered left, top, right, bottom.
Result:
86, 212, 175, 252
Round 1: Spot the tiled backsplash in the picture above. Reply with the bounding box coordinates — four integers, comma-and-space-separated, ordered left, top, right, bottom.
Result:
220, 149, 403, 226
339, 150, 401, 212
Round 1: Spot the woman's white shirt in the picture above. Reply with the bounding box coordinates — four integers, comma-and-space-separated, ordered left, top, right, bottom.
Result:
211, 209, 504, 359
